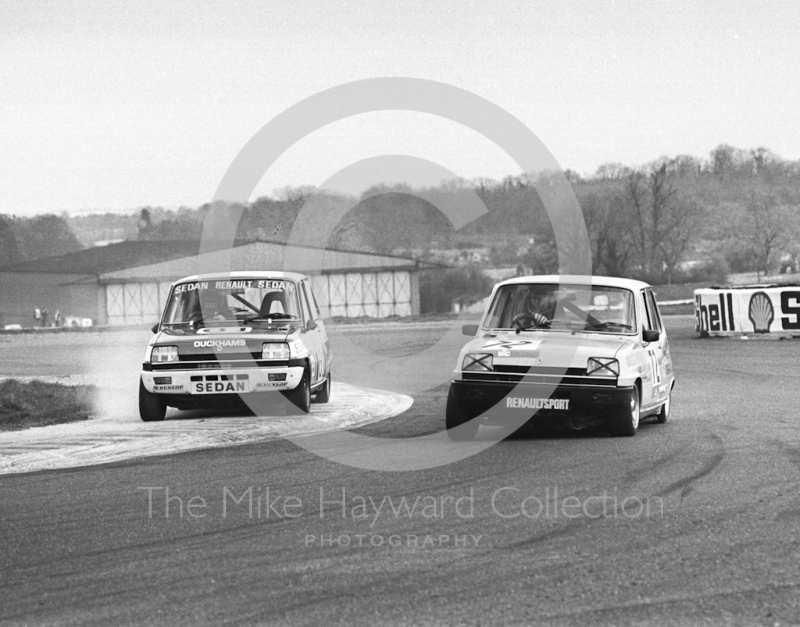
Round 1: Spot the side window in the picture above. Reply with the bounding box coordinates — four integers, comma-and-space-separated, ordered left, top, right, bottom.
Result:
646, 290, 662, 332
299, 282, 313, 326
303, 281, 320, 321
641, 290, 655, 330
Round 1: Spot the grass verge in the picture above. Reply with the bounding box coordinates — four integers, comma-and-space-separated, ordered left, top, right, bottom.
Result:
0, 380, 94, 431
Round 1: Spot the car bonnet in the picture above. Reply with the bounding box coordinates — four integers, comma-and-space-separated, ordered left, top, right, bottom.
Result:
464, 332, 635, 369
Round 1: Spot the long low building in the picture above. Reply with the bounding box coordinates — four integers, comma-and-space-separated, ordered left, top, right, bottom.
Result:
0, 240, 422, 327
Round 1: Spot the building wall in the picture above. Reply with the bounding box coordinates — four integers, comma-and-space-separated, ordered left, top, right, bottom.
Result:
0, 272, 100, 327
310, 270, 417, 318
0, 241, 422, 328
101, 270, 419, 326
102, 281, 173, 326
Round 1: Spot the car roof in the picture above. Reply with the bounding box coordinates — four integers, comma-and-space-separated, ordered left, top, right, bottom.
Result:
172, 271, 308, 284
496, 274, 652, 291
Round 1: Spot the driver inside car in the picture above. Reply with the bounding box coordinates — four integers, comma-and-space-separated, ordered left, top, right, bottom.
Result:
192, 290, 232, 322
520, 287, 558, 327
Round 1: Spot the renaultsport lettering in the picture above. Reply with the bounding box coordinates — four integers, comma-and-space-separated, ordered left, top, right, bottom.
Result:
506, 398, 570, 410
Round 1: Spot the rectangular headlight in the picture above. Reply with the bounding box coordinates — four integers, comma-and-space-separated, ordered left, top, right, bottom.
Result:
262, 342, 290, 360
462, 353, 493, 372
587, 357, 619, 377
151, 346, 178, 363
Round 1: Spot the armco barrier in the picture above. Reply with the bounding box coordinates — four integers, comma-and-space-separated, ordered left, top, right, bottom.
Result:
695, 285, 800, 337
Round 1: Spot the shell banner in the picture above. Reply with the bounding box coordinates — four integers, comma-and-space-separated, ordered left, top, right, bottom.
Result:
694, 286, 800, 337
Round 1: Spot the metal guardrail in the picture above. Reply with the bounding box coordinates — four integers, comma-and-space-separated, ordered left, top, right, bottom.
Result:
657, 299, 694, 306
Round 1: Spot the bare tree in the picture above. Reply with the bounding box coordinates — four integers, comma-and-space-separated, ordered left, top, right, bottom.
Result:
619, 164, 698, 282
738, 192, 795, 281
579, 187, 632, 277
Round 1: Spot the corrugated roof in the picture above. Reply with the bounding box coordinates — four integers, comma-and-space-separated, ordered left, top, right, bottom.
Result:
0, 239, 426, 278
0, 241, 211, 275
99, 241, 422, 281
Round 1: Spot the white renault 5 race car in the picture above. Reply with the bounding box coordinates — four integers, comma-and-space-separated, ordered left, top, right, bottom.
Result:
447, 275, 674, 440
139, 272, 331, 421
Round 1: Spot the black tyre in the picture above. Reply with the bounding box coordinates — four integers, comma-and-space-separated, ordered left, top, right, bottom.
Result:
283, 368, 311, 414
313, 371, 331, 404
655, 385, 671, 424
445, 386, 479, 441
139, 379, 166, 422
608, 386, 640, 437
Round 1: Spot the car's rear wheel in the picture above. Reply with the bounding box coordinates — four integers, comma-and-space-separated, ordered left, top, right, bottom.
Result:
283, 368, 311, 414
609, 387, 639, 437
446, 386, 479, 441
139, 380, 166, 422
655, 385, 671, 424
313, 371, 331, 404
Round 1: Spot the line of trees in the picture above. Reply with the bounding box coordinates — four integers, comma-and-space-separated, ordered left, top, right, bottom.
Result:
0, 214, 83, 266
5, 144, 799, 284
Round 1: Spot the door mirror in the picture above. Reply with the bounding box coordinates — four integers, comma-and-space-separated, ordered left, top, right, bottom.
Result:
462, 324, 479, 336
151, 323, 159, 334
642, 329, 660, 343
306, 319, 318, 331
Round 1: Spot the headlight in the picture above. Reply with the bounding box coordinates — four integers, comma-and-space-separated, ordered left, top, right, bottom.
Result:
462, 353, 493, 372
262, 342, 290, 360
587, 357, 619, 377
151, 346, 179, 363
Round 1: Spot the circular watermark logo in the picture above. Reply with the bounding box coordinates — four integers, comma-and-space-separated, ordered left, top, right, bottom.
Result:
201, 77, 591, 471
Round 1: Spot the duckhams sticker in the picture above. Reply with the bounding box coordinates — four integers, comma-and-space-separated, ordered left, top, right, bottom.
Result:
193, 339, 247, 352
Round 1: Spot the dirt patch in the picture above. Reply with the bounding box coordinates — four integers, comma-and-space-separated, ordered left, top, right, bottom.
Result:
0, 379, 94, 431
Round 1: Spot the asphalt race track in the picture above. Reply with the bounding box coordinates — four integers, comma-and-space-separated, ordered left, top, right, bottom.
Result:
2, 317, 800, 626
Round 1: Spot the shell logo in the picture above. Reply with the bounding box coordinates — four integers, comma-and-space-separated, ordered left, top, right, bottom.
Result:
748, 291, 774, 333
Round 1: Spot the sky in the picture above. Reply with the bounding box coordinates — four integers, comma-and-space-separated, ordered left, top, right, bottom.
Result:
2, 0, 799, 215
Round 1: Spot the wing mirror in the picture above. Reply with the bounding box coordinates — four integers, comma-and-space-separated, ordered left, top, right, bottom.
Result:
462, 324, 479, 336
642, 329, 660, 343
151, 323, 159, 334
306, 319, 318, 331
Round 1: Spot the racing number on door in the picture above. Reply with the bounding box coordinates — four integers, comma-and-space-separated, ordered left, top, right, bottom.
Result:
647, 349, 661, 386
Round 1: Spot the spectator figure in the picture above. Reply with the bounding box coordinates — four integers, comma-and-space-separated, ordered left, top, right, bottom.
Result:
54, 310, 63, 327
33, 307, 41, 326
41, 309, 49, 327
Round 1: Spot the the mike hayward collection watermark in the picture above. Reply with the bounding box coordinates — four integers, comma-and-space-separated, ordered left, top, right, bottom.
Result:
200, 77, 594, 472
138, 485, 664, 526
305, 534, 485, 550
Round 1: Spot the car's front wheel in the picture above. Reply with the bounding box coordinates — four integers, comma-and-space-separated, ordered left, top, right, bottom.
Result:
139, 380, 166, 422
445, 386, 479, 441
313, 372, 331, 404
283, 368, 311, 415
655, 385, 671, 424
608, 387, 640, 437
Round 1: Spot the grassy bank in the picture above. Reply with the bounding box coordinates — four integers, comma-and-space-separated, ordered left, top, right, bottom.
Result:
0, 380, 94, 431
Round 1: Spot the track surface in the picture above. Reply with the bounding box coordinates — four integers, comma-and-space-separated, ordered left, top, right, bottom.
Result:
2, 318, 800, 626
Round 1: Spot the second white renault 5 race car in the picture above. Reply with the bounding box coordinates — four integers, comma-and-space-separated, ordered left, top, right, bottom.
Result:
139, 272, 331, 421
446, 275, 674, 440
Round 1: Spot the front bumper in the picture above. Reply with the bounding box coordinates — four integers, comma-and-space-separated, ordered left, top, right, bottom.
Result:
141, 365, 305, 396
451, 379, 634, 423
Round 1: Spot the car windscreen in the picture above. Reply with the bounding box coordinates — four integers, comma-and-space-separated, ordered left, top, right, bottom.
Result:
484, 283, 637, 333
162, 278, 301, 325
